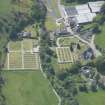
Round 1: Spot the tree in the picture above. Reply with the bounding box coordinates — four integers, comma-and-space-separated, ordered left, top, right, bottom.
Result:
94, 14, 105, 25
92, 23, 100, 33
95, 73, 100, 83
79, 84, 88, 93
91, 83, 97, 92
101, 3, 105, 15
57, 71, 68, 81
77, 43, 81, 50
69, 62, 81, 74
62, 0, 100, 4
95, 56, 105, 75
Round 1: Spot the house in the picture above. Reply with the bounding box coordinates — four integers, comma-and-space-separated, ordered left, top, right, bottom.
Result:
80, 66, 91, 78
17, 31, 31, 38
55, 28, 70, 36
32, 46, 39, 53
49, 32, 55, 41
22, 32, 31, 37
82, 48, 94, 60
88, 1, 105, 13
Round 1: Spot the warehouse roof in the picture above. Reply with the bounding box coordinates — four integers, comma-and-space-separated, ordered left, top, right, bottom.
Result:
88, 1, 105, 13
65, 7, 78, 16
75, 4, 91, 14
75, 13, 96, 24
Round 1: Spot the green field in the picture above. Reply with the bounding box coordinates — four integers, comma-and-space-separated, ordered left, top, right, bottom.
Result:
44, 0, 60, 31
56, 47, 73, 63
50, 0, 60, 18
0, 0, 12, 14
24, 24, 37, 38
4, 39, 40, 70
51, 48, 72, 73
61, 0, 78, 6
95, 25, 105, 48
58, 37, 88, 62
2, 71, 58, 105
9, 52, 22, 69
23, 39, 38, 51
45, 16, 58, 31
59, 37, 79, 46
76, 91, 105, 105
9, 41, 22, 51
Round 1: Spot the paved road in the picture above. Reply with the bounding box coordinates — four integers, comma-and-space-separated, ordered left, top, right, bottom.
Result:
74, 34, 101, 57
43, 0, 60, 20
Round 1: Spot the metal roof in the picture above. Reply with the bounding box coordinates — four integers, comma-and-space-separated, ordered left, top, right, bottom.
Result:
75, 4, 91, 14
75, 13, 96, 24
88, 1, 105, 13
65, 7, 78, 16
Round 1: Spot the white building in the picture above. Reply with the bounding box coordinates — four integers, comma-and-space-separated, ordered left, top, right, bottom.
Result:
75, 4, 91, 14
88, 1, 105, 13
63, 1, 104, 25
75, 13, 96, 24
33, 46, 39, 53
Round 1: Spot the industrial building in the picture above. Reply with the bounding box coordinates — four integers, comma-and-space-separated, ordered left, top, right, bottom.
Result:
88, 1, 105, 13
63, 1, 105, 24
75, 4, 91, 14
64, 7, 78, 17
75, 13, 96, 24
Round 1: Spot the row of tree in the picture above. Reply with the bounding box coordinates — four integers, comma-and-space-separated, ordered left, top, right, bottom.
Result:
92, 3, 105, 33
62, 0, 101, 4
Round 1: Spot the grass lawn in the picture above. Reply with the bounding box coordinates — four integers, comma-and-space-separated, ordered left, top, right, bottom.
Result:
2, 71, 58, 105
9, 52, 22, 69
76, 90, 105, 105
4, 39, 40, 70
61, 0, 78, 6
95, 25, 105, 48
45, 0, 60, 31
45, 16, 58, 31
9, 39, 38, 51
51, 48, 72, 73
51, 56, 72, 73
23, 39, 38, 51
58, 37, 87, 62
9, 41, 21, 51
24, 52, 40, 69
59, 37, 79, 46
0, 0, 12, 14
50, 0, 60, 18
56, 47, 73, 63
23, 39, 33, 51
45, 0, 60, 18
24, 24, 37, 38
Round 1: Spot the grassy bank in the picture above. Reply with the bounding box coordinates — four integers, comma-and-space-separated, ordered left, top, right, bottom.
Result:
76, 90, 105, 105
95, 25, 105, 49
2, 71, 58, 105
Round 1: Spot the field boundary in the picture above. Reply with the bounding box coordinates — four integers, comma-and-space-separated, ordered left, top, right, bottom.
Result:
56, 47, 74, 63
4, 41, 40, 70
